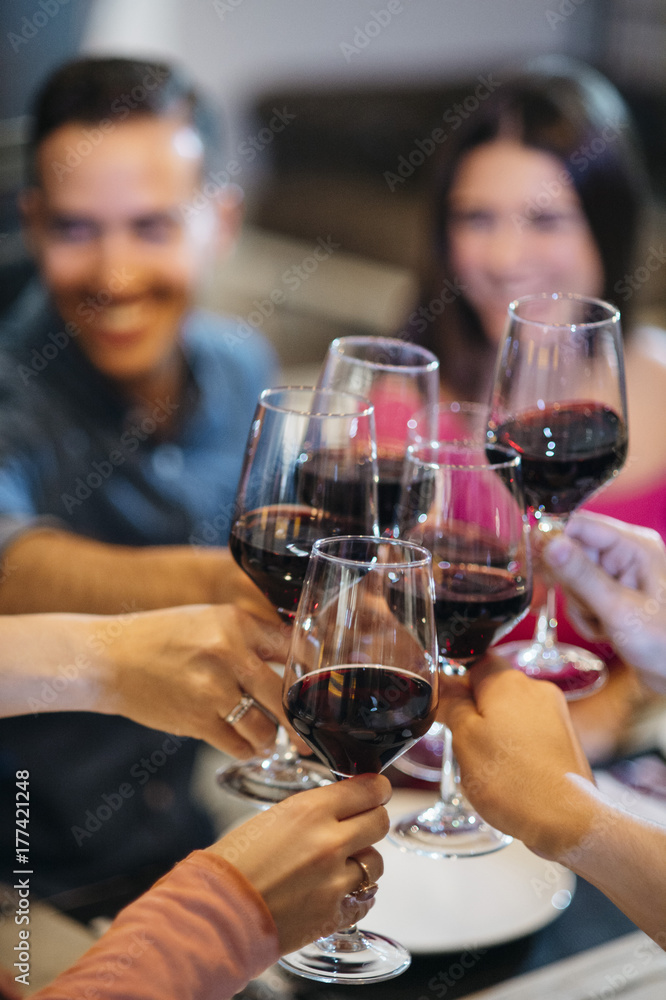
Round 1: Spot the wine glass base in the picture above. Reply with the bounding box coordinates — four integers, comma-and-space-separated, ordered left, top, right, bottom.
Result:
278, 929, 411, 984
496, 640, 608, 701
215, 756, 332, 806
388, 804, 512, 858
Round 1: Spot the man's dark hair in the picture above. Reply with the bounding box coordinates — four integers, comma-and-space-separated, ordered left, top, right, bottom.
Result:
27, 56, 224, 183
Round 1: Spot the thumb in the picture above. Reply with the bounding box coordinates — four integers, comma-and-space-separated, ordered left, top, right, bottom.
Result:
543, 533, 620, 621
437, 672, 478, 731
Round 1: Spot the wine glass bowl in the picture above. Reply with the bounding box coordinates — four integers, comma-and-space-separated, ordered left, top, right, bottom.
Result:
279, 535, 438, 984
390, 441, 532, 857
284, 536, 438, 778
229, 387, 379, 622
317, 336, 440, 534
488, 293, 628, 697
217, 387, 379, 804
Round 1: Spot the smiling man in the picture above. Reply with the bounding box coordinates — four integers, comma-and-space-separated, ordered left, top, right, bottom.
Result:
0, 57, 278, 919
23, 115, 229, 402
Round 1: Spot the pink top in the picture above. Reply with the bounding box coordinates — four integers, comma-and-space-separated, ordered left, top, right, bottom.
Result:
34, 852, 279, 1000
506, 473, 666, 657
587, 473, 666, 541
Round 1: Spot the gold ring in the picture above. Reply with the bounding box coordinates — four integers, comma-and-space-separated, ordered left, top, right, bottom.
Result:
224, 694, 256, 726
348, 856, 379, 902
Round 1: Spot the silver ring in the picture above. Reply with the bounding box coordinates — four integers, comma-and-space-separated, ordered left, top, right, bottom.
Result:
347, 856, 379, 902
224, 694, 257, 726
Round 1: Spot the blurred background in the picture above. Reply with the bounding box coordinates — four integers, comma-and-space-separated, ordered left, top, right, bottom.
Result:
1, 0, 664, 380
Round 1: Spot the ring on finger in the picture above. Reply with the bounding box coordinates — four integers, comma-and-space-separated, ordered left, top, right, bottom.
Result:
347, 856, 379, 902
224, 693, 257, 726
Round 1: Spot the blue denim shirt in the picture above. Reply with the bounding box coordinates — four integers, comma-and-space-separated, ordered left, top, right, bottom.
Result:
0, 283, 277, 904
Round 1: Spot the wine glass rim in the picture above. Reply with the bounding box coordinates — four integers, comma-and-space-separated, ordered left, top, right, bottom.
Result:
311, 534, 433, 569
258, 385, 374, 418
508, 292, 620, 328
328, 336, 440, 374
407, 439, 520, 471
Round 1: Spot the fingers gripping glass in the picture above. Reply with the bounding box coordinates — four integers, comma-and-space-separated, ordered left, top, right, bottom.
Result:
279, 536, 438, 984
218, 387, 379, 805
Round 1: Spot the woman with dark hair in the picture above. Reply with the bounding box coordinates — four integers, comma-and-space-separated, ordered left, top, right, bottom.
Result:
401, 57, 666, 759
404, 56, 648, 402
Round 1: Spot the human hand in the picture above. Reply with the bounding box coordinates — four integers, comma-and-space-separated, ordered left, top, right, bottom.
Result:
439, 655, 593, 858
543, 512, 666, 691
212, 548, 280, 621
209, 773, 391, 953
95, 604, 298, 757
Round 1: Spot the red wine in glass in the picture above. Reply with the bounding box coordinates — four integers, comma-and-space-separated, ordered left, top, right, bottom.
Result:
493, 401, 628, 516
316, 336, 440, 535
286, 664, 435, 776
295, 447, 379, 524
230, 503, 368, 623
374, 454, 407, 535
433, 563, 531, 663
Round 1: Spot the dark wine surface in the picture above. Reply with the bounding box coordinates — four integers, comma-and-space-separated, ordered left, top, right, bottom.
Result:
285, 664, 435, 776
296, 449, 376, 529
493, 402, 627, 515
230, 505, 364, 621
376, 455, 405, 535
433, 564, 530, 663
381, 456, 438, 537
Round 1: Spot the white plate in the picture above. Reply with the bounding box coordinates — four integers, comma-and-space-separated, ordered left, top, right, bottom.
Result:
367, 790, 576, 953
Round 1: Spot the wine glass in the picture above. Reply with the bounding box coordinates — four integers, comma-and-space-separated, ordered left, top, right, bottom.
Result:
389, 440, 532, 857
280, 535, 438, 984
488, 293, 628, 698
393, 400, 492, 783
317, 336, 440, 534
216, 387, 379, 805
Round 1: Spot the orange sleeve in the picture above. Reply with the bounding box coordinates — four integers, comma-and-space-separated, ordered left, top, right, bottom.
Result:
33, 851, 280, 1000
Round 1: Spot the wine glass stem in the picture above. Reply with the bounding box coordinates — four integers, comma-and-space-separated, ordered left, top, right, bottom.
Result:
439, 725, 462, 806
318, 925, 363, 949
532, 512, 568, 649
273, 725, 299, 762
535, 586, 558, 648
